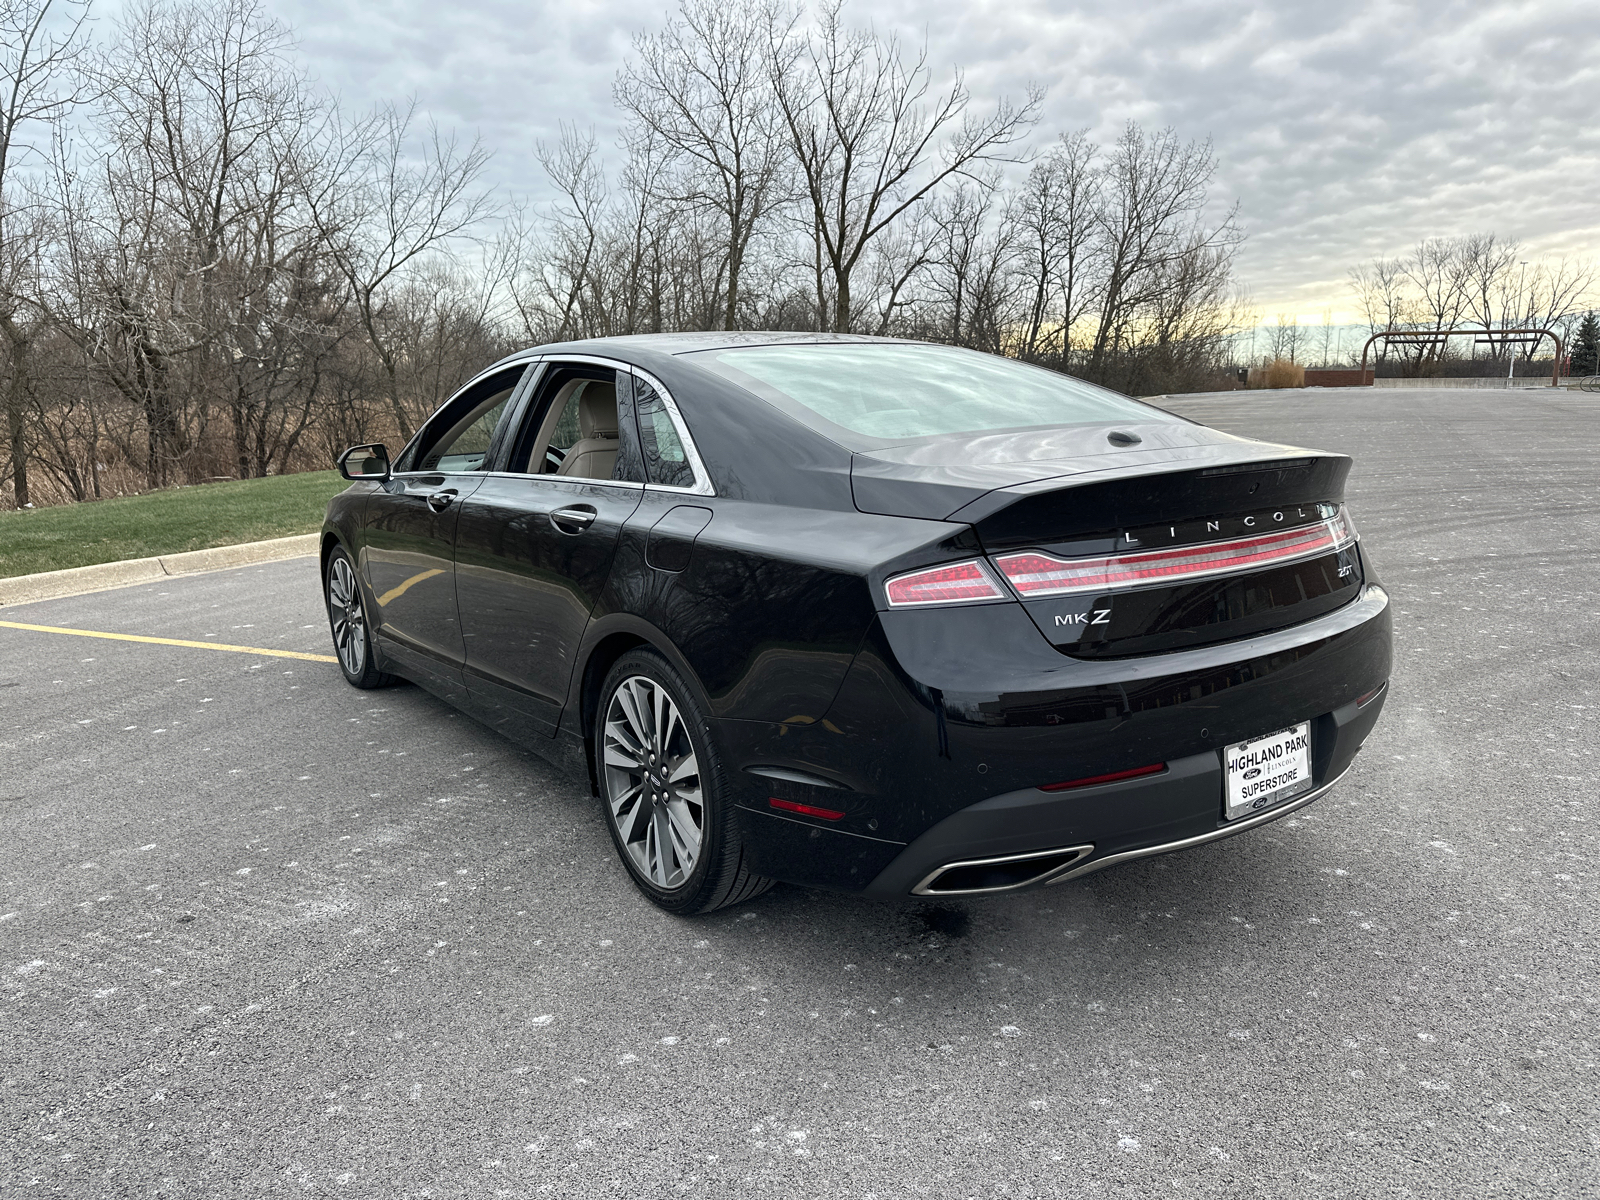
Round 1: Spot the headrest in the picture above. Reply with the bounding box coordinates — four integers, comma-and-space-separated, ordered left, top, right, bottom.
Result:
577, 382, 619, 440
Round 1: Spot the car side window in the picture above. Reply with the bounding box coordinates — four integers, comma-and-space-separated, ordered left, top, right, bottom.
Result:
545, 389, 586, 467
634, 378, 696, 489
403, 367, 527, 473
506, 364, 645, 484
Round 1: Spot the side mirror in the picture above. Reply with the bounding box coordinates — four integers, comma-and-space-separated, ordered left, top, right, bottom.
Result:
337, 443, 390, 482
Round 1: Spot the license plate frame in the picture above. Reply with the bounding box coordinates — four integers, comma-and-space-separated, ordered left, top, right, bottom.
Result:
1223, 722, 1314, 821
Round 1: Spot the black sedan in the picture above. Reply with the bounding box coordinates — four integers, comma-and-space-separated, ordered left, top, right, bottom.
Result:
322, 334, 1391, 913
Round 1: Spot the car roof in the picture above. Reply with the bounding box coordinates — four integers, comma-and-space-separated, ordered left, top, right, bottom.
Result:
503, 331, 914, 362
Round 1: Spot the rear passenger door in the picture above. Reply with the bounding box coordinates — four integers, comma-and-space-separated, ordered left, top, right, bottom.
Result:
454, 360, 646, 739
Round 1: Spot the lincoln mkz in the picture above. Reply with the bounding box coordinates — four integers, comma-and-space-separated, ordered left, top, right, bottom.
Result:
322, 335, 1391, 913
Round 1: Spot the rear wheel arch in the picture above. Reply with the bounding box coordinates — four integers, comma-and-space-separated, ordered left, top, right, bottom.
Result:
580, 632, 648, 742
573, 618, 717, 792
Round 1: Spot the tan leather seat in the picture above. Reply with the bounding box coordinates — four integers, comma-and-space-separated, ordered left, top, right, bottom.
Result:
555, 382, 619, 480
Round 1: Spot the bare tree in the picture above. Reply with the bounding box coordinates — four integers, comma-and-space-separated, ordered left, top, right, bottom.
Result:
769, 0, 1038, 332
0, 0, 90, 506
1348, 256, 1415, 364
0, 0, 1275, 508
919, 176, 1015, 351
1352, 236, 1596, 372
1524, 256, 1596, 344
1402, 237, 1471, 373
47, 0, 353, 484
1011, 129, 1098, 362
1266, 313, 1299, 363
617, 0, 792, 330
523, 124, 609, 343
1459, 231, 1519, 348
314, 98, 494, 441
861, 214, 929, 335
1086, 123, 1240, 380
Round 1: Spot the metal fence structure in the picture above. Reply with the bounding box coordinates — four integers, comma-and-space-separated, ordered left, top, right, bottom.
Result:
1372, 378, 1562, 390
1357, 328, 1565, 389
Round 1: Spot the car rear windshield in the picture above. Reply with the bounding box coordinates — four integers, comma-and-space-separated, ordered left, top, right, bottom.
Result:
692, 342, 1180, 444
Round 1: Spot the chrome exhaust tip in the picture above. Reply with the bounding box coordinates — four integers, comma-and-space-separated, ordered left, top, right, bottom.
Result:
911, 843, 1096, 897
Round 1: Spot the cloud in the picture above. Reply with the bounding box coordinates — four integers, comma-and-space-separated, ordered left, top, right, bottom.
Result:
270, 0, 1600, 310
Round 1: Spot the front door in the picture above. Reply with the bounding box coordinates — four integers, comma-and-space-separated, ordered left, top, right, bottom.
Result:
364, 473, 484, 696
455, 364, 646, 738
362, 365, 530, 700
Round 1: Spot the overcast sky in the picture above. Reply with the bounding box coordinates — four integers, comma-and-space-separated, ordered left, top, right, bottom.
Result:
268, 0, 1599, 321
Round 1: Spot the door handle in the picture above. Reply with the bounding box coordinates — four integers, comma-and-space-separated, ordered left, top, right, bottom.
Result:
549, 505, 597, 534
427, 490, 458, 513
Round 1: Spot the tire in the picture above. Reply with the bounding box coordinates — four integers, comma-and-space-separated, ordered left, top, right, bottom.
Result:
324, 546, 395, 690
595, 649, 774, 914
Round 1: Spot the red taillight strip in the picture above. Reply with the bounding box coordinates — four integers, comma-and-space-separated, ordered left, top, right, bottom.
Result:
884, 559, 1005, 607
996, 510, 1356, 599
769, 797, 846, 821
1038, 763, 1166, 792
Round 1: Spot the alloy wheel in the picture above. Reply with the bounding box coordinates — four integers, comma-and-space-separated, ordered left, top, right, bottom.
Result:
328, 557, 367, 676
602, 675, 704, 889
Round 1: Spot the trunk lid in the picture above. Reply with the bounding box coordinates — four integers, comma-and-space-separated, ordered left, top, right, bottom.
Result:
848, 420, 1283, 521
857, 423, 1363, 658
969, 454, 1361, 658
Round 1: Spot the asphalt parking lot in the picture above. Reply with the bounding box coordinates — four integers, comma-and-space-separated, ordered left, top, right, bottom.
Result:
2, 386, 1596, 1198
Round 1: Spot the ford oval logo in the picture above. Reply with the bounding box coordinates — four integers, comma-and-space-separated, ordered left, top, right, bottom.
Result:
1242, 767, 1262, 780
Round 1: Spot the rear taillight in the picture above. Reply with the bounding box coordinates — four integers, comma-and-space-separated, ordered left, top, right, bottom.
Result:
884, 560, 1005, 607
995, 507, 1359, 599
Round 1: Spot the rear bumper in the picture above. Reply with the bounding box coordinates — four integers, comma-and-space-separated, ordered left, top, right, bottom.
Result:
722, 583, 1392, 895
859, 681, 1385, 897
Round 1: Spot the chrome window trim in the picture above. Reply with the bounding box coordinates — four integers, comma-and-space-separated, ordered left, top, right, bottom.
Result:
473, 470, 645, 491
468, 354, 542, 389
402, 352, 715, 496
520, 354, 715, 497
431, 356, 540, 405
627, 365, 715, 498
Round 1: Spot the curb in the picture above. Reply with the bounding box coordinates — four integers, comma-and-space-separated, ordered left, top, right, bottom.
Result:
0, 533, 322, 608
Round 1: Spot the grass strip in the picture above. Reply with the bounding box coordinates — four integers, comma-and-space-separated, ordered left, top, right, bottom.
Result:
0, 471, 350, 578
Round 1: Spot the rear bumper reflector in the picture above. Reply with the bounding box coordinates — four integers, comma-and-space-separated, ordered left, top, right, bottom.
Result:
770, 797, 845, 821
1355, 681, 1388, 708
1037, 763, 1167, 792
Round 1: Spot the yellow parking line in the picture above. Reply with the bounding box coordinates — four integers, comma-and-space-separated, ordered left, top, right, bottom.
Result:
376, 568, 444, 608
0, 620, 338, 663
